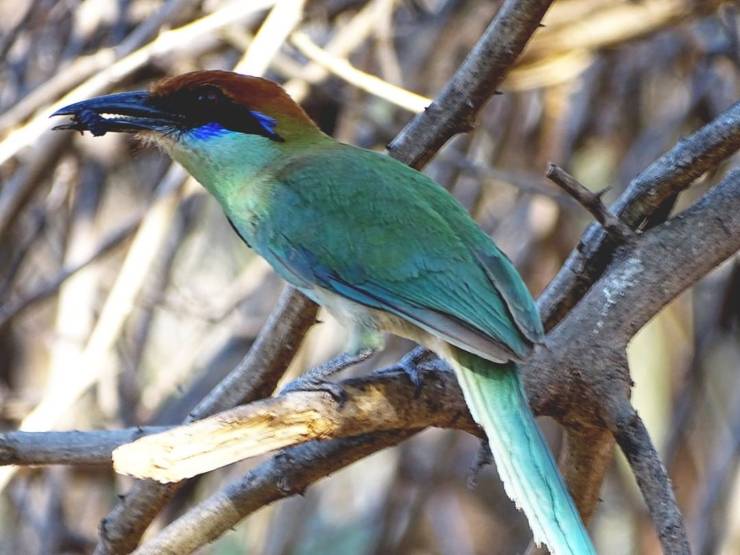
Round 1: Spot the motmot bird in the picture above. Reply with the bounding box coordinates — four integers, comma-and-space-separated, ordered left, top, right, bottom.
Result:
52, 71, 595, 555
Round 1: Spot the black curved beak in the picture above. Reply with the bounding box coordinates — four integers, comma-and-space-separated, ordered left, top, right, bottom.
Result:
51, 91, 180, 136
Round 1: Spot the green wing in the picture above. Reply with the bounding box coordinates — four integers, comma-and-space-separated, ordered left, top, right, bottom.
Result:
254, 145, 543, 361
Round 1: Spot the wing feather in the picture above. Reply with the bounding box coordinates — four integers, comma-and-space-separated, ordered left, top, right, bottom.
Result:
253, 145, 541, 360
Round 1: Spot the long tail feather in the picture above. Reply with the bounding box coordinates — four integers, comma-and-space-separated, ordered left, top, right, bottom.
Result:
449, 350, 595, 555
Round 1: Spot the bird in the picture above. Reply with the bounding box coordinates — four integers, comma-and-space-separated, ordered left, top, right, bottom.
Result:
52, 70, 595, 555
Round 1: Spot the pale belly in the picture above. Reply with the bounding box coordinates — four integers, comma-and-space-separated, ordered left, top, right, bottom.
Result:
302, 285, 506, 364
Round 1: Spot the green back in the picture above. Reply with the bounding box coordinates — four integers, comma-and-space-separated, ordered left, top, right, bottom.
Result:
231, 143, 542, 361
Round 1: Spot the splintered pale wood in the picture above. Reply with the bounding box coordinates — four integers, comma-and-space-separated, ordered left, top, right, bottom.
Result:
112, 372, 476, 483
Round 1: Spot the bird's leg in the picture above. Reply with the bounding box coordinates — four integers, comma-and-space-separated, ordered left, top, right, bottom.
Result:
280, 349, 376, 402
279, 328, 384, 404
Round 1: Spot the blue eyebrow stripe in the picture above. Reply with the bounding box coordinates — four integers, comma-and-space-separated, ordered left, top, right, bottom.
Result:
250, 111, 278, 135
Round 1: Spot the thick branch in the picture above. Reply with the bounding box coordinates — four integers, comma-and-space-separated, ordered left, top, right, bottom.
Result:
590, 169, 740, 343
113, 369, 476, 482
387, 0, 554, 168
524, 109, 740, 539
0, 427, 169, 466
518, 170, 740, 540
134, 431, 418, 555
96, 287, 317, 554
613, 407, 689, 555
539, 101, 740, 328
525, 170, 740, 424
0, 372, 473, 471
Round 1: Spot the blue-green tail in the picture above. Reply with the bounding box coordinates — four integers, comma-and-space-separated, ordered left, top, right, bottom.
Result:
449, 351, 595, 555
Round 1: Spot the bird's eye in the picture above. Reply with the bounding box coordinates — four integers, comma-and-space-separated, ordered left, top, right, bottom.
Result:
196, 88, 221, 103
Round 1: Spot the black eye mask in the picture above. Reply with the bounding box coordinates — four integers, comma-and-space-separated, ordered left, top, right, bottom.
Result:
154, 85, 284, 142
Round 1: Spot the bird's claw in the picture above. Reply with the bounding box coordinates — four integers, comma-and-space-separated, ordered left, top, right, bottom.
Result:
379, 347, 434, 398
279, 349, 376, 406
280, 376, 348, 405
398, 358, 424, 397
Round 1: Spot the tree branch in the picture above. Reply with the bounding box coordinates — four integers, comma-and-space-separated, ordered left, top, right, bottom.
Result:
113, 368, 476, 482
0, 427, 170, 466
612, 406, 690, 555
106, 169, 738, 552
520, 171, 740, 427
522, 107, 740, 547
545, 163, 635, 242
387, 0, 554, 169
539, 101, 740, 329
0, 371, 473, 471
590, 169, 740, 343
96, 288, 317, 554
134, 431, 418, 555
517, 170, 740, 546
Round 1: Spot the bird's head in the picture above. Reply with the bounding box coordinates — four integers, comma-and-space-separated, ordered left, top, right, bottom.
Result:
52, 71, 324, 189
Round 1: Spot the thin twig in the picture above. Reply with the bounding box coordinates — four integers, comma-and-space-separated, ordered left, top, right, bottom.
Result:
289, 31, 430, 113
453, 158, 575, 203
0, 215, 140, 328
0, 0, 278, 166
0, 0, 192, 134
546, 163, 635, 242
522, 169, 740, 538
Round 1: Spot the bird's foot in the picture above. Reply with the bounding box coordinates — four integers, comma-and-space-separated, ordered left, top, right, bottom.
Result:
382, 347, 435, 397
280, 374, 348, 405
279, 349, 376, 405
